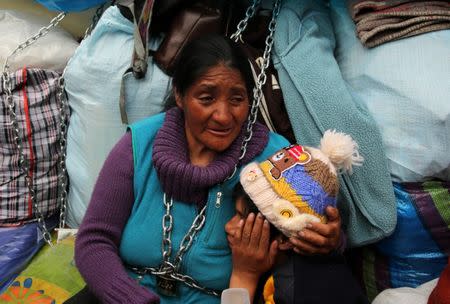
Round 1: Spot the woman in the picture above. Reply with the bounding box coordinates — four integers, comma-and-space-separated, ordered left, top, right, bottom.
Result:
71, 34, 342, 304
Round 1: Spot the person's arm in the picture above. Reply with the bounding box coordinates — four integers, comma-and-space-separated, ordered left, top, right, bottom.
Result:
284, 206, 343, 255
228, 213, 278, 303
74, 132, 159, 304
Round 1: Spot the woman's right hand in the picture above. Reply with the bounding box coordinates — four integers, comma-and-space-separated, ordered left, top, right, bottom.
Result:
285, 206, 342, 255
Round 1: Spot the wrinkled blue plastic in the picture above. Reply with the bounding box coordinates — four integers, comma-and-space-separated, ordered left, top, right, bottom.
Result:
34, 0, 107, 12
376, 183, 447, 288
0, 216, 58, 293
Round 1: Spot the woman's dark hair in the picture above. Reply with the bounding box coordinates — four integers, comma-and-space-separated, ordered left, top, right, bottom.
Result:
163, 34, 254, 110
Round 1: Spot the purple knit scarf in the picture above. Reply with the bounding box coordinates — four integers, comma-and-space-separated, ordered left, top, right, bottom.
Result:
152, 107, 269, 206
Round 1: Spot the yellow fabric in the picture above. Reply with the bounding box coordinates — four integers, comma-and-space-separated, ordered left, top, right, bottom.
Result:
263, 275, 275, 304
260, 161, 326, 222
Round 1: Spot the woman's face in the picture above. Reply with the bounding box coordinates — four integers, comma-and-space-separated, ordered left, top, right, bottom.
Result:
176, 64, 250, 162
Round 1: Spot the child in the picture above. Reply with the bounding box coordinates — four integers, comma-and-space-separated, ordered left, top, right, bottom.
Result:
225, 130, 369, 304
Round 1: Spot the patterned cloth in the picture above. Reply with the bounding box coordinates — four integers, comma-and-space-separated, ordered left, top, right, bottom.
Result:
348, 181, 450, 301
0, 215, 58, 294
0, 68, 66, 224
348, 0, 450, 47
0, 228, 85, 303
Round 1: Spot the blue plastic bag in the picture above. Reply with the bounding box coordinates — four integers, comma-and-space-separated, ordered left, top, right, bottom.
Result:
34, 0, 107, 12
0, 216, 58, 294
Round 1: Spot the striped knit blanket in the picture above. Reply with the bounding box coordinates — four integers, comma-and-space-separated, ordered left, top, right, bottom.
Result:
348, 0, 450, 47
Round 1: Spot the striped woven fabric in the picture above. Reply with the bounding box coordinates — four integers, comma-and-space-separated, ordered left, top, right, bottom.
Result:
0, 68, 66, 224
348, 0, 450, 47
403, 181, 450, 255
348, 181, 449, 301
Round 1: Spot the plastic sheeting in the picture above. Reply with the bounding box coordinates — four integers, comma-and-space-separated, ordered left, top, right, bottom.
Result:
349, 181, 449, 301
372, 279, 438, 304
0, 10, 79, 72
330, 0, 450, 182
0, 216, 58, 294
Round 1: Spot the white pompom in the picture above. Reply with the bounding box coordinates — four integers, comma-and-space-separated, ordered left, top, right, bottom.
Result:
319, 130, 363, 174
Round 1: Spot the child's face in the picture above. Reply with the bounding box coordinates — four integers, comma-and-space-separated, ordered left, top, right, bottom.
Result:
225, 197, 248, 241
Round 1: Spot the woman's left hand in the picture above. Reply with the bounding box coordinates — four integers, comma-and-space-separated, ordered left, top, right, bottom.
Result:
283, 206, 342, 255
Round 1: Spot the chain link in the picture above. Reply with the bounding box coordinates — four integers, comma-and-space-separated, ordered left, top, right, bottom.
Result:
57, 77, 70, 229
2, 13, 66, 73
160, 194, 207, 271
2, 0, 113, 242
2, 70, 54, 245
129, 265, 221, 297
130, 194, 212, 295
233, 0, 282, 164
161, 193, 173, 261
230, 0, 261, 42
173, 204, 206, 270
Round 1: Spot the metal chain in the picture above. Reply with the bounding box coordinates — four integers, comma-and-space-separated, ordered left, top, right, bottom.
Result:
56, 77, 70, 229
161, 193, 174, 263
2, 13, 66, 73
230, 0, 261, 42
172, 204, 206, 270
1, 12, 67, 246
131, 194, 214, 295
228, 0, 282, 180
2, 0, 113, 240
160, 194, 207, 271
130, 265, 221, 297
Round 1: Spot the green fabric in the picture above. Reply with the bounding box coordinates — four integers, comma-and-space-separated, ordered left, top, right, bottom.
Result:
423, 181, 450, 230
0, 235, 85, 303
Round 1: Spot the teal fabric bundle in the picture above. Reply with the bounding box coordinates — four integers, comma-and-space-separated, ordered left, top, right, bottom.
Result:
272, 0, 396, 247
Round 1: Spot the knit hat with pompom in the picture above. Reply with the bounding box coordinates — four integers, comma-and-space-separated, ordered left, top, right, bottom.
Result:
240, 130, 363, 237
